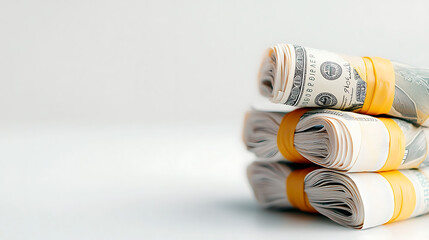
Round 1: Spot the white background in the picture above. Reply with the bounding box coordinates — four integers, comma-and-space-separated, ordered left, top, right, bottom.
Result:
1, 0, 429, 239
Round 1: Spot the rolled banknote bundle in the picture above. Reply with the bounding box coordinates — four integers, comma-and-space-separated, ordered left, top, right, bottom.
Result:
243, 108, 429, 172
305, 167, 429, 229
259, 44, 429, 126
247, 161, 317, 212
248, 160, 429, 229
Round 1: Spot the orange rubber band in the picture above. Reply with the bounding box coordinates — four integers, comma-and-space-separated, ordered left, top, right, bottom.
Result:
286, 167, 318, 213
360, 57, 395, 115
378, 118, 405, 172
277, 108, 311, 163
379, 171, 416, 223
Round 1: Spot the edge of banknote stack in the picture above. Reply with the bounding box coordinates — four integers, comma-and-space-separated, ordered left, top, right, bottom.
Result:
244, 43, 429, 230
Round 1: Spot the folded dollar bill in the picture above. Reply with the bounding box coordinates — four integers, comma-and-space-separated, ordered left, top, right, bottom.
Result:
258, 44, 429, 126
243, 108, 429, 172
248, 161, 429, 229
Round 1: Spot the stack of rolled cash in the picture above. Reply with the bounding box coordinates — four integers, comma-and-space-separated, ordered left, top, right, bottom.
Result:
244, 44, 429, 229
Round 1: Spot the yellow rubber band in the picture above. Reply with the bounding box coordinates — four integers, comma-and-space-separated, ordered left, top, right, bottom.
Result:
379, 171, 416, 223
378, 118, 405, 172
286, 167, 318, 213
360, 57, 376, 113
277, 108, 311, 163
360, 57, 395, 115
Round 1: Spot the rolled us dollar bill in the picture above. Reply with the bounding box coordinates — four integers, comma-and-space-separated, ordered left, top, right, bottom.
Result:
247, 161, 317, 212
259, 44, 429, 126
243, 108, 429, 172
248, 160, 429, 229
305, 167, 429, 229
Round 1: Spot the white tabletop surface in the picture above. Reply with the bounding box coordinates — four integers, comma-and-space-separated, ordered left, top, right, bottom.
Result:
1, 123, 428, 240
